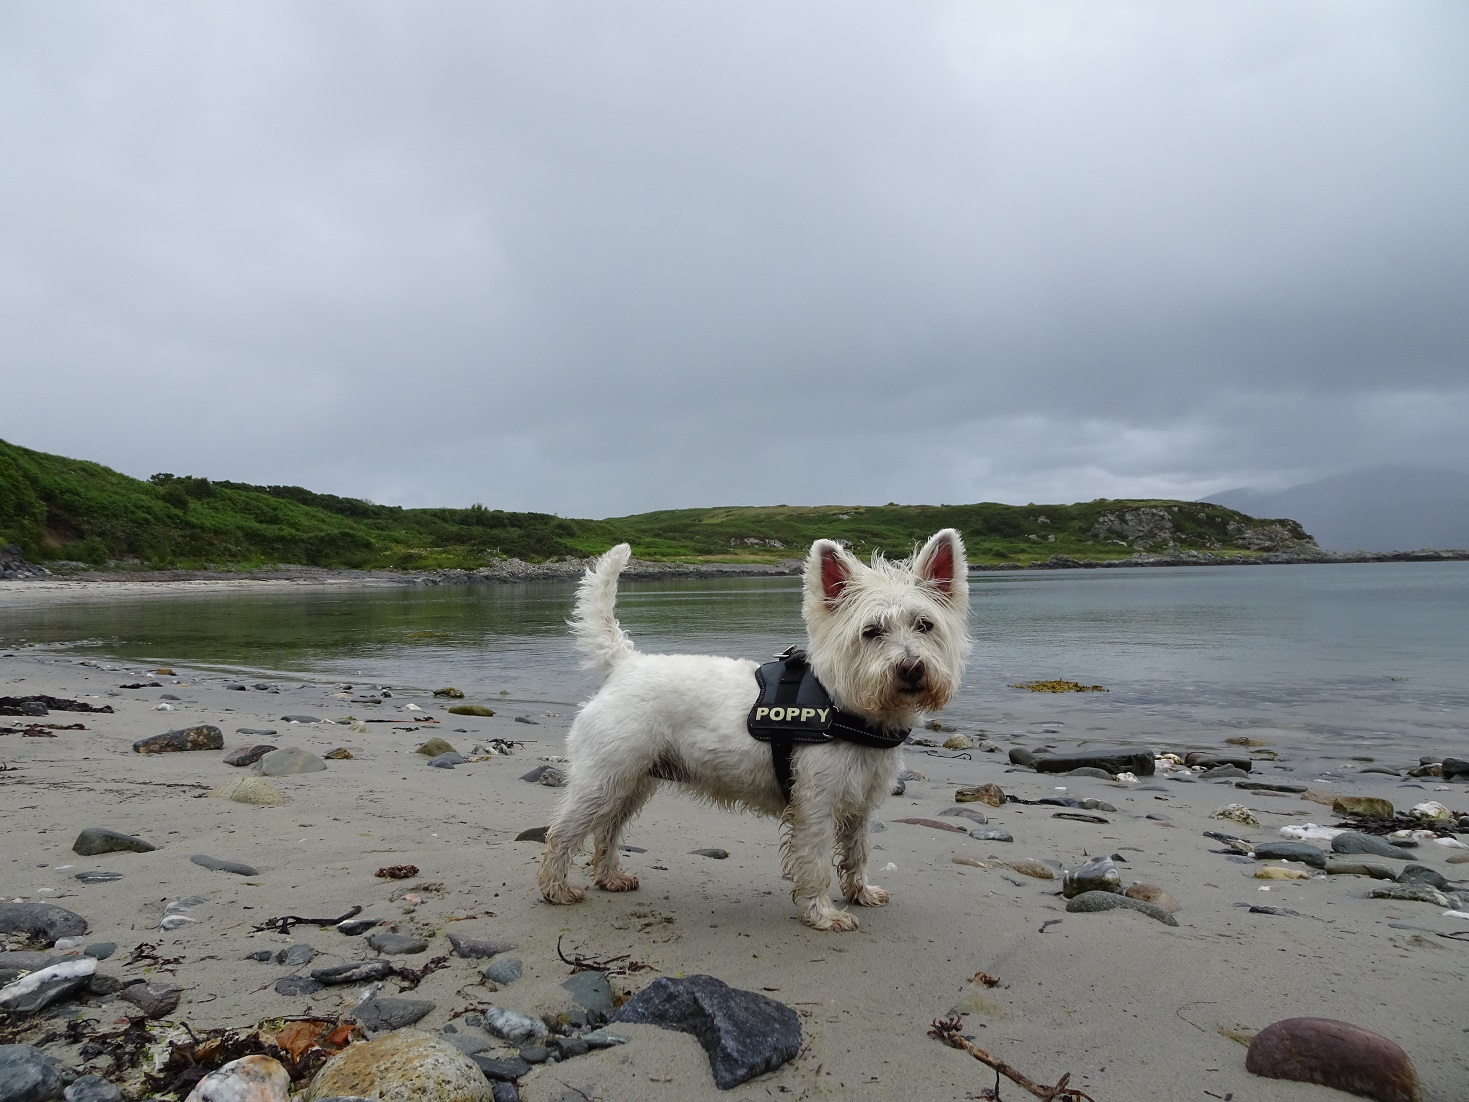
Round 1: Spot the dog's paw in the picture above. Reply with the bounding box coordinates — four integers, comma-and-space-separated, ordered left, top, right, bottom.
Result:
802, 905, 860, 932
541, 883, 586, 905
595, 871, 640, 893
849, 884, 890, 907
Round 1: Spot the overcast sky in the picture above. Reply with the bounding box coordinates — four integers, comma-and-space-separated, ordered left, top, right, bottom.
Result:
3, 3, 1466, 517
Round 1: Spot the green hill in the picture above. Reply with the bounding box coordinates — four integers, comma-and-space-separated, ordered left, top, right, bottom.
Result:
0, 437, 1314, 570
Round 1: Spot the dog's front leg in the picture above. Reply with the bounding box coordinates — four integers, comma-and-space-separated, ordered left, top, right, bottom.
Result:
783, 802, 859, 932
837, 815, 889, 907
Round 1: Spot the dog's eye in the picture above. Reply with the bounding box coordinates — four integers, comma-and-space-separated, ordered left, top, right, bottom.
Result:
861, 624, 885, 641
915, 618, 934, 634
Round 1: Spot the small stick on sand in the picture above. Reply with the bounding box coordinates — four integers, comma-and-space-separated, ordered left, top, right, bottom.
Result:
928, 1017, 1098, 1101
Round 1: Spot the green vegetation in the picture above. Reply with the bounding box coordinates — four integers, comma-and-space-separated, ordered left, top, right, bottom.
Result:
0, 438, 1312, 571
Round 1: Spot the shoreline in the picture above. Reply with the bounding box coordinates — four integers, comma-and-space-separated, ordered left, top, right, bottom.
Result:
1, 647, 1465, 1100
2, 546, 1467, 597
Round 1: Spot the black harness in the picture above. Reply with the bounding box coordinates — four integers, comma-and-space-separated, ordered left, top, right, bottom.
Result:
746, 647, 909, 803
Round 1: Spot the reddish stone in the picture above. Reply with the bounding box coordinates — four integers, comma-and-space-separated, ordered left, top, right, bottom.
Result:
1246, 1017, 1421, 1102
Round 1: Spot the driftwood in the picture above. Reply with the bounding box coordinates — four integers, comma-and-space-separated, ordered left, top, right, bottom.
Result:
929, 1017, 1098, 1101
556, 935, 654, 976
250, 905, 362, 935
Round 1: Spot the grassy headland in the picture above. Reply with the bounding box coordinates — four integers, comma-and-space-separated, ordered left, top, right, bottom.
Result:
0, 437, 1313, 570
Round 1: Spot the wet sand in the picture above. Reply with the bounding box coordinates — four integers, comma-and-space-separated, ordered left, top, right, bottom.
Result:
2, 645, 1468, 1101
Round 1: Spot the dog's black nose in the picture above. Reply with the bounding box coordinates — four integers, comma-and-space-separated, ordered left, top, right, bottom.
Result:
898, 657, 926, 685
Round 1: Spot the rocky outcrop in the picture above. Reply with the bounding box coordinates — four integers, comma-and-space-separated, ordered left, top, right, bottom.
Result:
0, 544, 48, 580
1088, 508, 1180, 551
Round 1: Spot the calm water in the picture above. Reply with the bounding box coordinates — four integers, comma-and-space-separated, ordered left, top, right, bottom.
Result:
4, 563, 1468, 765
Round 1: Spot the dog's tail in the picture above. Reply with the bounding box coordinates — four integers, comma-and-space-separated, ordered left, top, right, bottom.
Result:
569, 543, 637, 677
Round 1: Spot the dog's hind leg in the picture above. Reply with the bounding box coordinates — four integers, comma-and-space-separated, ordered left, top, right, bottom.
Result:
539, 781, 611, 905
589, 777, 656, 892
837, 814, 889, 907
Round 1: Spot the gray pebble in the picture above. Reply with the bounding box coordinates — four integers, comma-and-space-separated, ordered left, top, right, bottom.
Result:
276, 944, 316, 966
190, 855, 259, 877
939, 807, 988, 826
352, 995, 435, 1033
0, 1045, 62, 1102
71, 828, 155, 856
968, 828, 1013, 842
1065, 890, 1179, 926
483, 958, 522, 985
64, 1075, 121, 1102
274, 975, 325, 997
562, 971, 614, 1017
691, 848, 729, 859
83, 943, 116, 961
73, 872, 123, 885
365, 931, 429, 955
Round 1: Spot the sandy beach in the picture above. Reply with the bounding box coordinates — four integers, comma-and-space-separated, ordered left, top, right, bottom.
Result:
3, 633, 1468, 1101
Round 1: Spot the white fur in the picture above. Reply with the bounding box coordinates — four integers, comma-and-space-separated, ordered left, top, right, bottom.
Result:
538, 530, 971, 931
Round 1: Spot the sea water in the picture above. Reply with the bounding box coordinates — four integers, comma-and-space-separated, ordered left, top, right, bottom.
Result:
3, 562, 1466, 769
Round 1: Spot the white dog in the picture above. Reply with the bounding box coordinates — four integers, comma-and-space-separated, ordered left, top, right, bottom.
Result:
538, 530, 971, 931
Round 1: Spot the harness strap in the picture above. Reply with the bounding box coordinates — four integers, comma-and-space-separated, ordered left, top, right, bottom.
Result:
770, 652, 803, 803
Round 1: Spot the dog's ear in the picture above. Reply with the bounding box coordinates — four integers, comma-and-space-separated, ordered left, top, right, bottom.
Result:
915, 529, 967, 603
808, 539, 857, 606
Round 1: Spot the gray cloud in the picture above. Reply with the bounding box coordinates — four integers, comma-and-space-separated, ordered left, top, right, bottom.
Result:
3, 3, 1466, 516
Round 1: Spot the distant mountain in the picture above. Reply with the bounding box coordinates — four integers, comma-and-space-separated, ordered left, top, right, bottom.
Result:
1204, 466, 1469, 552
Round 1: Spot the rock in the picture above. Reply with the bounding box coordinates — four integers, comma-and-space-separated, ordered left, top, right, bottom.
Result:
276, 944, 316, 966
63, 1075, 121, 1102
72, 827, 155, 855
73, 871, 122, 884
998, 858, 1054, 879
1064, 767, 1117, 780
236, 728, 278, 736
416, 738, 456, 757
325, 748, 353, 760
1397, 864, 1449, 890
442, 1033, 490, 1058
1080, 798, 1117, 812
211, 777, 285, 805
191, 855, 259, 877
613, 974, 801, 1090
337, 918, 380, 936
468, 1056, 530, 1083
0, 1045, 62, 1102
447, 935, 515, 960
562, 971, 614, 1017
427, 753, 466, 769
133, 725, 224, 753
367, 932, 429, 956
1062, 856, 1122, 898
954, 784, 1006, 806
1333, 832, 1415, 860
433, 688, 465, 698
1236, 781, 1308, 794
1325, 860, 1397, 879
256, 747, 327, 776
182, 1055, 290, 1102
691, 847, 730, 858
1245, 1017, 1421, 1102
1333, 796, 1395, 819
514, 827, 547, 843
0, 959, 96, 1015
1064, 890, 1179, 925
581, 1028, 630, 1049
547, 1036, 588, 1060
84, 942, 116, 960
118, 981, 181, 1018
1124, 883, 1181, 912
1408, 801, 1451, 821
311, 961, 395, 985
224, 745, 277, 767
281, 715, 323, 724
353, 997, 435, 1033
474, 958, 519, 987
1033, 749, 1155, 776
1008, 748, 1037, 767
942, 734, 972, 750
1369, 884, 1451, 907
0, 903, 88, 944
482, 1007, 547, 1045
305, 1029, 491, 1102
1441, 756, 1469, 781
968, 828, 1014, 842
1185, 752, 1253, 770
1253, 842, 1328, 869
892, 817, 968, 834
1202, 765, 1251, 780
938, 807, 988, 825
446, 705, 495, 717
513, 716, 538, 726
1053, 812, 1109, 824
1211, 804, 1259, 826
1255, 867, 1310, 880
274, 976, 324, 997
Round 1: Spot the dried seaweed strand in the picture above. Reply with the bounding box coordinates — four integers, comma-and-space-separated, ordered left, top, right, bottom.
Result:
929, 1017, 1098, 1101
